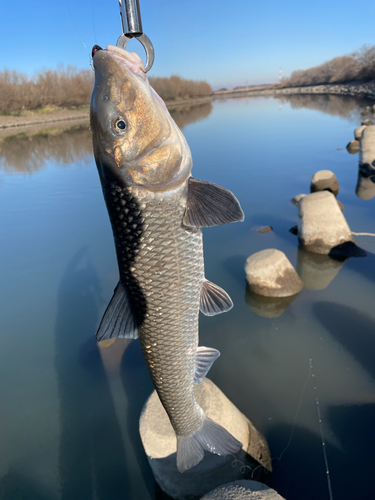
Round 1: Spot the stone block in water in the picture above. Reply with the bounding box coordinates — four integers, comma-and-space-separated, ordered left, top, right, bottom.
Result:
139, 378, 272, 500
200, 480, 286, 500
359, 126, 375, 170
298, 191, 354, 255
245, 249, 303, 298
310, 170, 339, 196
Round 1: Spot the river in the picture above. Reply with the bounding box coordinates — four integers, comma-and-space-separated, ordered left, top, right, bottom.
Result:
0, 94, 374, 500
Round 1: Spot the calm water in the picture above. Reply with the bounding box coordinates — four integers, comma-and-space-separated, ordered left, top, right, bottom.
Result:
1, 95, 375, 500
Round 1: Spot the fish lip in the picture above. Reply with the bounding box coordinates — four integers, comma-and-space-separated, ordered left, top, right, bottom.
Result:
106, 45, 147, 80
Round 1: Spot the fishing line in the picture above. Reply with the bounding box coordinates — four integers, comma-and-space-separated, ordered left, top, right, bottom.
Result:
228, 361, 312, 480
310, 358, 334, 500
65, 0, 93, 68
273, 359, 312, 462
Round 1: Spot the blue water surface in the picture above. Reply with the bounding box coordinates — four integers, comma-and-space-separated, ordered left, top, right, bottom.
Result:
1, 95, 375, 500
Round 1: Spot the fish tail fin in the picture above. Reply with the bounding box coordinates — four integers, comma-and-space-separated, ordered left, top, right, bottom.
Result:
176, 415, 242, 473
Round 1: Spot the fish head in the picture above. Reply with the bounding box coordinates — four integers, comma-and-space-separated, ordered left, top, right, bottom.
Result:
90, 45, 193, 191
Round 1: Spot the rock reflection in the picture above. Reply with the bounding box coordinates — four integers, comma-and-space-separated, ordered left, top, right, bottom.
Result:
276, 94, 372, 120
0, 124, 92, 173
55, 248, 129, 500
356, 167, 375, 200
245, 285, 298, 318
169, 102, 213, 129
297, 248, 346, 290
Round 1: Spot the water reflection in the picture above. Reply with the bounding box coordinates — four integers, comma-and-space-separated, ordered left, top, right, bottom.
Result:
297, 248, 346, 290
355, 167, 375, 200
0, 124, 92, 173
0, 103, 213, 174
55, 247, 129, 500
276, 94, 373, 120
169, 102, 213, 129
314, 301, 375, 379
245, 286, 298, 318
0, 469, 51, 500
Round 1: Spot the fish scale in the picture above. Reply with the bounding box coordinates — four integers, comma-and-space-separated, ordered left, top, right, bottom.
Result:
103, 179, 205, 436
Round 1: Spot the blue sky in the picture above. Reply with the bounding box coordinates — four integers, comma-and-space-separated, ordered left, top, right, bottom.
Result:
2, 0, 375, 89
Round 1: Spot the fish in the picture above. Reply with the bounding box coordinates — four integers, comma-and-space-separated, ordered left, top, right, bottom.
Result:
90, 44, 244, 472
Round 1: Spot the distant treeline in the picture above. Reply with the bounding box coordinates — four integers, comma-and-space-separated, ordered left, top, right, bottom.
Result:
148, 75, 212, 101
282, 45, 375, 88
0, 67, 212, 114
0, 67, 94, 114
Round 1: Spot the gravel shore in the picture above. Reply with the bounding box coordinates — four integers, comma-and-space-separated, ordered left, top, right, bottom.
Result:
214, 80, 375, 100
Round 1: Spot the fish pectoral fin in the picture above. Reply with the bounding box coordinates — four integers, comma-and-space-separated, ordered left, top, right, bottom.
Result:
182, 177, 244, 228
176, 415, 242, 472
200, 279, 233, 316
194, 346, 220, 384
96, 282, 139, 341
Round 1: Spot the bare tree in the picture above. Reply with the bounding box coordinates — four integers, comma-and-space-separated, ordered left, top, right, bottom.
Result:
281, 44, 375, 88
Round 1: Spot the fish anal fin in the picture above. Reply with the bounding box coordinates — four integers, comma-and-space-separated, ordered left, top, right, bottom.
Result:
183, 178, 244, 228
96, 282, 138, 341
176, 415, 242, 472
194, 346, 220, 384
200, 279, 233, 316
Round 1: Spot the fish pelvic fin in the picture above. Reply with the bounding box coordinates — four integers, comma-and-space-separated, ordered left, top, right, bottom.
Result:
200, 279, 233, 316
194, 346, 220, 384
96, 282, 139, 341
176, 414, 242, 473
183, 177, 244, 228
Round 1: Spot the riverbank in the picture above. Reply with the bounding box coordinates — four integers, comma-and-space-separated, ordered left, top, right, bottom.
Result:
213, 80, 375, 100
0, 96, 214, 136
2, 81, 375, 139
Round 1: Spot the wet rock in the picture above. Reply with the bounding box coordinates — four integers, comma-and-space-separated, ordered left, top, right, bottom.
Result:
245, 286, 298, 318
298, 191, 354, 254
356, 169, 375, 200
346, 140, 359, 154
310, 170, 339, 196
337, 199, 344, 211
355, 124, 367, 140
245, 249, 303, 297
359, 125, 375, 170
290, 193, 306, 206
362, 119, 374, 126
201, 480, 285, 500
257, 226, 273, 233
297, 248, 346, 290
361, 106, 371, 116
139, 378, 272, 500
289, 225, 298, 235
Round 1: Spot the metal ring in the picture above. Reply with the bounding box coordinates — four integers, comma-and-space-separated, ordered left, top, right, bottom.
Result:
116, 32, 155, 73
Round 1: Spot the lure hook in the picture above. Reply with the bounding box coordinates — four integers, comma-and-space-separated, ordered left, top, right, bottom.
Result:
117, 0, 155, 73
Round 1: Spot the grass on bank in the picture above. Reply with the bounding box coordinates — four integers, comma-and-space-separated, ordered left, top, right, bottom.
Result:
0, 66, 212, 115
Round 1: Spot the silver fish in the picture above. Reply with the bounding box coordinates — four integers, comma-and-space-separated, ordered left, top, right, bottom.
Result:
90, 45, 244, 472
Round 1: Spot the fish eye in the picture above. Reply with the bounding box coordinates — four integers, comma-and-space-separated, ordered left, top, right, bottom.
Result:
112, 117, 127, 135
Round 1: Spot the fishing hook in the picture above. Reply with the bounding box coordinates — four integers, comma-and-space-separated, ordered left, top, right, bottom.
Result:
116, 0, 155, 72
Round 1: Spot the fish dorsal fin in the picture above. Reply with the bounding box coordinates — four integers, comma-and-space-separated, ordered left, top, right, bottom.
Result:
96, 282, 139, 341
183, 177, 244, 228
200, 279, 233, 316
194, 346, 220, 384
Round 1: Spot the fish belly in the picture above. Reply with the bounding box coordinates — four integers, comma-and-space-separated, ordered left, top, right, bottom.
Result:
103, 179, 205, 437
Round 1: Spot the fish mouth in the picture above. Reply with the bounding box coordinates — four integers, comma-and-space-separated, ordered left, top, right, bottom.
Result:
106, 45, 147, 81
